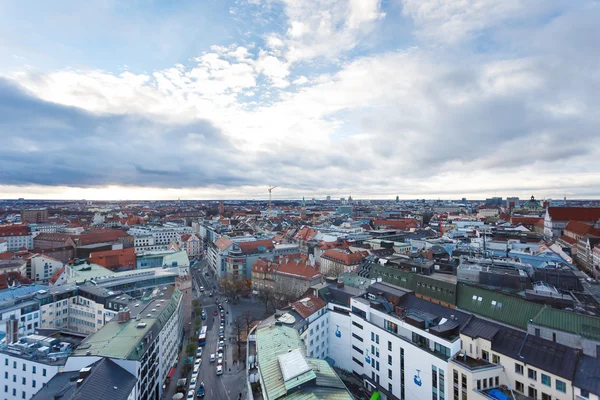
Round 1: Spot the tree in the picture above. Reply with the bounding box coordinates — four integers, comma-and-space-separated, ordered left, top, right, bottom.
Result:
232, 315, 245, 361
257, 287, 275, 315
241, 311, 255, 337
185, 343, 196, 357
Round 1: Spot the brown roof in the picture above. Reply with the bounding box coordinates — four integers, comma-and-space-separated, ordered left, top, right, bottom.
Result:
274, 254, 321, 280
49, 265, 66, 285
34, 233, 73, 242
292, 295, 327, 319
565, 220, 595, 236
293, 227, 318, 242
371, 219, 419, 230
511, 217, 543, 226
88, 247, 136, 271
214, 237, 234, 251
0, 226, 31, 236
559, 235, 578, 245
252, 258, 277, 274
547, 207, 600, 223
322, 249, 367, 265
71, 230, 131, 246
237, 239, 274, 254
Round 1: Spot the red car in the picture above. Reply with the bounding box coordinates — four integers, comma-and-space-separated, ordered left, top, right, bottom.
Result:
213, 310, 218, 316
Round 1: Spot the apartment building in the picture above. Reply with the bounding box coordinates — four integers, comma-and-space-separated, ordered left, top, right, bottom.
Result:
0, 227, 33, 252
29, 254, 63, 283
128, 225, 193, 245
64, 285, 184, 400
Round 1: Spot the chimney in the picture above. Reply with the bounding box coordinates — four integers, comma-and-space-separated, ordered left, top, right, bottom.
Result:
118, 309, 131, 323
79, 367, 92, 380
6, 316, 18, 344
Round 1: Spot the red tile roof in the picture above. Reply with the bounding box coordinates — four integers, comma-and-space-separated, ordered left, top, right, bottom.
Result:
88, 247, 136, 271
371, 219, 419, 230
214, 237, 234, 251
237, 240, 274, 254
49, 265, 66, 285
565, 220, 595, 237
322, 249, 367, 265
71, 230, 131, 246
293, 227, 318, 242
292, 295, 327, 319
273, 254, 321, 280
511, 217, 543, 226
547, 207, 600, 222
559, 235, 577, 245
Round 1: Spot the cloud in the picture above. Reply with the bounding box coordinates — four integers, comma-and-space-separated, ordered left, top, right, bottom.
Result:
1, 0, 600, 199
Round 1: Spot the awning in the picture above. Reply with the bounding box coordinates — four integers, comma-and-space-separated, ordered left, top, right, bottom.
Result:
167, 367, 176, 379
370, 391, 380, 400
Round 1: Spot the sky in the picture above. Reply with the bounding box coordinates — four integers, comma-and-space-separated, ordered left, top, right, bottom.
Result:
0, 0, 599, 201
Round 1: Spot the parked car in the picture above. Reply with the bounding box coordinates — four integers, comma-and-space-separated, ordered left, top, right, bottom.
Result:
187, 389, 195, 399
216, 366, 223, 376
196, 348, 202, 358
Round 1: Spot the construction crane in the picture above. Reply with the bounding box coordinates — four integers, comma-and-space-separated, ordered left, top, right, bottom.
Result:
268, 186, 278, 219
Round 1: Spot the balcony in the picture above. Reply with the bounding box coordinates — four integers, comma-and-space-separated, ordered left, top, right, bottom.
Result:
451, 353, 499, 371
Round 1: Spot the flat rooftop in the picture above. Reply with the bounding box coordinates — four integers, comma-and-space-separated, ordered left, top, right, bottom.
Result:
73, 285, 180, 360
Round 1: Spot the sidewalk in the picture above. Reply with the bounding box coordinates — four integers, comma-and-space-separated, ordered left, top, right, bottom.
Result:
162, 338, 188, 400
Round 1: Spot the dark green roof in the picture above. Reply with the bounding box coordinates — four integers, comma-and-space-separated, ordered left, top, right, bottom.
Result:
370, 264, 456, 305
457, 284, 600, 340
456, 284, 544, 330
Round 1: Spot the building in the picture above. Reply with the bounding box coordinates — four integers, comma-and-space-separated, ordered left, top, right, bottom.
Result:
64, 285, 183, 400
27, 222, 66, 234
209, 236, 298, 280
0, 333, 78, 400
88, 247, 136, 272
127, 225, 193, 245
0, 259, 27, 277
544, 207, 600, 238
0, 239, 7, 254
291, 295, 329, 359
320, 249, 368, 277
30, 254, 63, 283
179, 232, 203, 258
21, 209, 48, 223
33, 233, 76, 250
371, 219, 419, 231
31, 357, 137, 400
251, 254, 322, 299
576, 235, 600, 273
248, 323, 353, 400
136, 249, 189, 270
0, 226, 33, 251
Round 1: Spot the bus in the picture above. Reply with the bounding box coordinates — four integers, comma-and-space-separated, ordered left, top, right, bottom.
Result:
198, 326, 207, 346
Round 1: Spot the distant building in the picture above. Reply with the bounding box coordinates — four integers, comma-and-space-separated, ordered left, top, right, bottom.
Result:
0, 226, 33, 251
128, 225, 193, 245
485, 197, 503, 206
326, 196, 331, 201
544, 207, 600, 238
88, 247, 136, 272
21, 208, 48, 223
179, 232, 203, 258
0, 239, 7, 253
320, 249, 368, 277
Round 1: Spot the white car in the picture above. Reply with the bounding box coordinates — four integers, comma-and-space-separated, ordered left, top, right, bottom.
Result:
200, 286, 205, 292
196, 348, 202, 357
189, 377, 197, 391
210, 353, 215, 362
187, 389, 195, 399
193, 365, 199, 374
217, 353, 223, 362
194, 358, 201, 367
216, 365, 223, 375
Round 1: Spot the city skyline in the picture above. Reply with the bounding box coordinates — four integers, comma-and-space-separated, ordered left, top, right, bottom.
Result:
1, 0, 599, 200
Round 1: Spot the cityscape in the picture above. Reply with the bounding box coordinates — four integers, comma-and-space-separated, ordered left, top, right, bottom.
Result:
1, 1, 600, 400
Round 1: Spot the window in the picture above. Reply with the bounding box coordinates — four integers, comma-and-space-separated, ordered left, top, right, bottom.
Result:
388, 355, 392, 365
32, 366, 36, 374
32, 380, 36, 388
515, 381, 524, 393
352, 333, 363, 342
580, 390, 590, 399
492, 354, 500, 364
388, 341, 392, 351
13, 375, 16, 382
541, 373, 551, 386
376, 334, 380, 344
528, 387, 537, 398
461, 374, 466, 389
352, 357, 363, 367
352, 321, 363, 329
3, 386, 6, 393
528, 368, 537, 381
494, 376, 499, 387
352, 345, 363, 354
371, 332, 375, 341
389, 383, 393, 393
43, 369, 46, 377
22, 377, 26, 385
388, 369, 392, 379
477, 380, 481, 390
376, 361, 380, 371
22, 364, 26, 371
556, 379, 566, 393
371, 345, 375, 355
13, 361, 16, 369
541, 393, 551, 400
482, 350, 489, 361
515, 363, 524, 375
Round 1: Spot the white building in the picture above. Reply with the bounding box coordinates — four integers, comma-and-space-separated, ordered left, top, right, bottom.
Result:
63, 286, 184, 400
0, 239, 7, 254
128, 226, 193, 245
0, 230, 33, 252
0, 335, 71, 400
30, 255, 63, 283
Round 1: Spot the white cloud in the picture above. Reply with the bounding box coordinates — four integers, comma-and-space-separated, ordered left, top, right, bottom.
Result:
292, 75, 308, 85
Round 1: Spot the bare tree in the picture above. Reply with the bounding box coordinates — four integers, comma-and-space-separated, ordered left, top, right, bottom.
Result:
241, 310, 254, 337
257, 287, 275, 315
232, 315, 244, 361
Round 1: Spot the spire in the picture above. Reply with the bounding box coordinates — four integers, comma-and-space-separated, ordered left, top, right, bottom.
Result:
302, 196, 306, 207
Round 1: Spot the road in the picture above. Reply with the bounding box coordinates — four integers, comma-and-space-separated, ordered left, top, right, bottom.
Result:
192, 259, 248, 400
